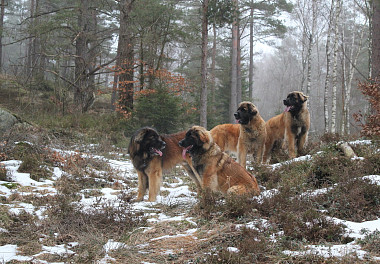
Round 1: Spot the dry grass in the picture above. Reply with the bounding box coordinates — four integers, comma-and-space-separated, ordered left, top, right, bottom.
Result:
0, 120, 379, 263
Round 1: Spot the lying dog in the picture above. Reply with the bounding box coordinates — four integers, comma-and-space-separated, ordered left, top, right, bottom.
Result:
179, 126, 260, 196
263, 91, 310, 163
128, 127, 201, 202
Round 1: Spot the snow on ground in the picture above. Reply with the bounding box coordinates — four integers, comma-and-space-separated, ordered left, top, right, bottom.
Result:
1, 141, 380, 263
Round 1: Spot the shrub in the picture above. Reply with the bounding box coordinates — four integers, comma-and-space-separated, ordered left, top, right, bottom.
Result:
192, 190, 257, 221
0, 165, 7, 181
314, 178, 380, 222
358, 230, 380, 255
307, 152, 361, 188
354, 78, 380, 138
133, 87, 190, 134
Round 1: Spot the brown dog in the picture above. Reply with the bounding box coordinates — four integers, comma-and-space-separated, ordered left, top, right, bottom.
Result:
179, 126, 260, 196
128, 127, 201, 202
210, 102, 266, 167
263, 91, 310, 163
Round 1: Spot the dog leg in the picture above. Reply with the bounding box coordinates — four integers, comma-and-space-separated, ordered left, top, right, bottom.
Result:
297, 126, 308, 156
263, 138, 274, 163
136, 170, 148, 201
255, 140, 265, 164
145, 159, 162, 202
227, 185, 247, 195
237, 143, 247, 168
182, 162, 202, 190
285, 129, 296, 159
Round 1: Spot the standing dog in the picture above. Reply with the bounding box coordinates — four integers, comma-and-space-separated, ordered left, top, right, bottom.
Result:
210, 102, 266, 167
179, 126, 260, 196
128, 127, 201, 202
263, 91, 310, 163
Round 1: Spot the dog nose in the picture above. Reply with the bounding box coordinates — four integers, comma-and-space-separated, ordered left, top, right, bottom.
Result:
234, 112, 238, 118
178, 139, 184, 146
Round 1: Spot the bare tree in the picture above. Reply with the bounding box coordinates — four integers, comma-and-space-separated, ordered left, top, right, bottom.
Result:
248, 2, 254, 99
116, 0, 135, 114
324, 0, 335, 133
341, 1, 366, 134
230, 0, 238, 123
331, 0, 341, 133
373, 0, 380, 78
0, 0, 5, 73
200, 0, 208, 127
74, 0, 98, 113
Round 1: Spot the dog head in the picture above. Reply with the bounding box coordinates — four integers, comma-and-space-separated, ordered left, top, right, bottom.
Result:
128, 127, 166, 157
179, 126, 212, 158
283, 91, 308, 113
234, 101, 259, 125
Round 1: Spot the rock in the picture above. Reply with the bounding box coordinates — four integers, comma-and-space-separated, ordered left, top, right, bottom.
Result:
0, 108, 20, 135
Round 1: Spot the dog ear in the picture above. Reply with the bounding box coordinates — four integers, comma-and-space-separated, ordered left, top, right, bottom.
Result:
300, 92, 309, 102
249, 104, 258, 115
195, 126, 213, 145
134, 130, 146, 143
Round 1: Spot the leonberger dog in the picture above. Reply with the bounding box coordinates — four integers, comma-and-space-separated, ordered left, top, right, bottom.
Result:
210, 102, 266, 167
128, 127, 201, 202
179, 126, 260, 196
263, 91, 310, 163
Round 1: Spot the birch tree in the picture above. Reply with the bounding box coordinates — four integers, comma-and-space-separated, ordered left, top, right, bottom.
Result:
324, 0, 335, 133
330, 0, 341, 134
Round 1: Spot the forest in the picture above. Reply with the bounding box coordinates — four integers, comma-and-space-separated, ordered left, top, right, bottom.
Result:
0, 0, 379, 263
0, 0, 378, 137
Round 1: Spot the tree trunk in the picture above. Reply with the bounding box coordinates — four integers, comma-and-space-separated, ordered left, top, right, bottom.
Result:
200, 0, 208, 128
211, 22, 216, 112
74, 0, 96, 113
237, 25, 242, 104
230, 0, 238, 123
306, 0, 317, 96
26, 0, 35, 77
324, 0, 334, 133
331, 0, 341, 134
373, 0, 380, 78
0, 0, 5, 73
248, 3, 254, 100
116, 0, 135, 114
366, 0, 373, 79
342, 14, 365, 134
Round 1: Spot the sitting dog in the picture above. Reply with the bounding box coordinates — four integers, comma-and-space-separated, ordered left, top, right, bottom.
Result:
179, 126, 260, 196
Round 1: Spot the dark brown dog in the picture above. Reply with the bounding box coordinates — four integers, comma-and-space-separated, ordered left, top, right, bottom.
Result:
210, 102, 266, 167
263, 91, 310, 163
179, 126, 260, 196
128, 127, 201, 202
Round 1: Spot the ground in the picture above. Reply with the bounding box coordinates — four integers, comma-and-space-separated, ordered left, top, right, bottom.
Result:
0, 132, 379, 263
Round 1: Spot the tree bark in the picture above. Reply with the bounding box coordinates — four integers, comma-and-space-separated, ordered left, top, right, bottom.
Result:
0, 0, 5, 73
324, 0, 334, 133
74, 0, 97, 113
331, 0, 341, 134
200, 0, 208, 128
211, 22, 216, 112
237, 25, 242, 104
248, 3, 254, 100
116, 0, 135, 114
230, 0, 238, 123
372, 0, 380, 78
